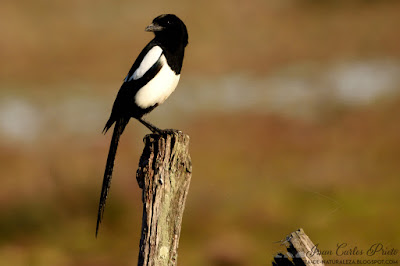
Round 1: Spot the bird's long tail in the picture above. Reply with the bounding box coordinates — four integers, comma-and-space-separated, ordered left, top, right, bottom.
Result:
96, 117, 129, 237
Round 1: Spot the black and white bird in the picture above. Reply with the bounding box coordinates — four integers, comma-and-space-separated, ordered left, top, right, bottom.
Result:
96, 14, 188, 236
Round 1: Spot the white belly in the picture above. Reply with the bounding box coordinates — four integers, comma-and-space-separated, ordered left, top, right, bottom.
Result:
135, 55, 180, 109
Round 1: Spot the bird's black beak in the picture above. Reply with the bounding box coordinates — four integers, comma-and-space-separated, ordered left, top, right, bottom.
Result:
145, 23, 164, 32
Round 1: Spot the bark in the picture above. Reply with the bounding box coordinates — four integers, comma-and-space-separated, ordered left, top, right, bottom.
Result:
273, 228, 325, 266
136, 132, 192, 266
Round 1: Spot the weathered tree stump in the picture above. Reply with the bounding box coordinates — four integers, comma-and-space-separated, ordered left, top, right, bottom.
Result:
273, 228, 324, 266
136, 132, 192, 266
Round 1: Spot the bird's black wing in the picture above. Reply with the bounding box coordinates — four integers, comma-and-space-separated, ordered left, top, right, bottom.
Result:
123, 40, 159, 83
96, 40, 165, 236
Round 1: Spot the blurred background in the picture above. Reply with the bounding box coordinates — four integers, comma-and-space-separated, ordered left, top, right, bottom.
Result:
1, 0, 400, 265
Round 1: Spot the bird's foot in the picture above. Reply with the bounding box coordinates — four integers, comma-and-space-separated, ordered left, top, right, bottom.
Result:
137, 118, 181, 135
153, 128, 182, 135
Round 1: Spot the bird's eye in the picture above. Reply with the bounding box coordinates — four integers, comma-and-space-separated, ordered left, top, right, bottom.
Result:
166, 20, 171, 24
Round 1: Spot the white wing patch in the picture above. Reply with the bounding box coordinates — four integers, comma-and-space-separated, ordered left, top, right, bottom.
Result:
135, 55, 180, 109
126, 46, 163, 82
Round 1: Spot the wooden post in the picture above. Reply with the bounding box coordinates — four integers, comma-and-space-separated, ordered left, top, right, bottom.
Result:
273, 228, 325, 266
136, 132, 192, 266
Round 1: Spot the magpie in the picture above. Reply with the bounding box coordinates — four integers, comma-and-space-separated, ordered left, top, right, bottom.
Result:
96, 14, 188, 236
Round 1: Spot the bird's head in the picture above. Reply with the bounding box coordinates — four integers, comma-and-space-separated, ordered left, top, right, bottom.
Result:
145, 14, 188, 48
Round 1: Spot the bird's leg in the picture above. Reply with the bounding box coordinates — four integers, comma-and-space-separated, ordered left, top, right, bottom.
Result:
137, 118, 180, 135
137, 118, 162, 133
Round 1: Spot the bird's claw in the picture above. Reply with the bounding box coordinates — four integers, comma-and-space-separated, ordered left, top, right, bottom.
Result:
154, 128, 182, 135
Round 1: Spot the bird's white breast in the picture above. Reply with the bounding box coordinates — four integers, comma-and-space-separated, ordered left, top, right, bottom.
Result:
134, 55, 180, 109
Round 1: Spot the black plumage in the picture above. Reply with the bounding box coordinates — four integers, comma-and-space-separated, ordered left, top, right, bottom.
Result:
96, 14, 188, 236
